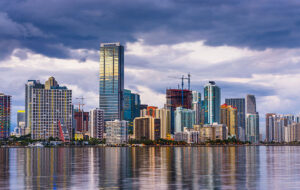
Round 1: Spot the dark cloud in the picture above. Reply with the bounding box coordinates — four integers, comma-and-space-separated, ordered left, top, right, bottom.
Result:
0, 0, 300, 59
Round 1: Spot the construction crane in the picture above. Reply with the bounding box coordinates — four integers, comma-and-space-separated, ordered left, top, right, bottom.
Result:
167, 73, 191, 107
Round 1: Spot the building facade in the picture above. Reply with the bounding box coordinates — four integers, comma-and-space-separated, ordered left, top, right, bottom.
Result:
99, 42, 124, 121
133, 116, 161, 141
106, 120, 128, 144
220, 104, 238, 137
174, 127, 199, 144
0, 93, 11, 139
89, 108, 104, 140
74, 110, 89, 133
166, 89, 192, 109
174, 107, 195, 133
25, 77, 73, 140
155, 108, 171, 139
204, 81, 221, 124
199, 123, 228, 142
246, 113, 259, 143
192, 91, 202, 125
225, 98, 245, 139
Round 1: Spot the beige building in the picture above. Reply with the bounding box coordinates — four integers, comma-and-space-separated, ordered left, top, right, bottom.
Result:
133, 116, 160, 141
199, 123, 228, 142
155, 108, 171, 139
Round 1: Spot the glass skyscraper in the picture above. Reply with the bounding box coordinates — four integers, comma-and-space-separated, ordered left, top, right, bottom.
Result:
204, 81, 221, 124
99, 42, 124, 121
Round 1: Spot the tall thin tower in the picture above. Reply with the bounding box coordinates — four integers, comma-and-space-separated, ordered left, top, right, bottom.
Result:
99, 42, 124, 121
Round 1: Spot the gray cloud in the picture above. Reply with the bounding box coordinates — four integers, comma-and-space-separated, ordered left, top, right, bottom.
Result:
0, 0, 300, 59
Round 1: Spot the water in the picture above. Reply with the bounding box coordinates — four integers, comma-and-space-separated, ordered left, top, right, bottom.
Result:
1, 146, 300, 189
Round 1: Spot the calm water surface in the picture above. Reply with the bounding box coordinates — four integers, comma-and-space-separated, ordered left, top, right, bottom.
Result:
0, 146, 300, 189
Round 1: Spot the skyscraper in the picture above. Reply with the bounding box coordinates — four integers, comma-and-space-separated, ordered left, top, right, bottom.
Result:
99, 42, 124, 121
220, 104, 237, 137
25, 77, 73, 140
246, 94, 256, 114
192, 91, 202, 125
225, 98, 245, 139
133, 116, 161, 141
0, 93, 11, 139
204, 81, 221, 124
166, 89, 192, 109
246, 113, 259, 143
245, 94, 259, 143
155, 108, 171, 139
174, 107, 195, 133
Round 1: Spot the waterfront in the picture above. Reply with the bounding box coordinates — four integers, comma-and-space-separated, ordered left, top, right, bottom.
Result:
1, 146, 300, 189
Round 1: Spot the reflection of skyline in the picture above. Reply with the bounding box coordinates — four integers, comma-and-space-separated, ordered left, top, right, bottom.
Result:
1, 147, 300, 189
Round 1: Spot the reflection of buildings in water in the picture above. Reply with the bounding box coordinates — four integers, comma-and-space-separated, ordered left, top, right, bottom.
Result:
0, 149, 9, 188
245, 146, 260, 190
20, 148, 72, 189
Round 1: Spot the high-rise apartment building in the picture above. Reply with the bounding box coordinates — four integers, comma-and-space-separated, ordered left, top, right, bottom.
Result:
192, 91, 202, 125
133, 116, 161, 141
0, 93, 11, 139
25, 77, 73, 140
265, 113, 276, 142
155, 108, 171, 139
99, 42, 124, 121
225, 98, 245, 137
174, 107, 195, 133
220, 104, 238, 137
89, 108, 104, 140
16, 110, 27, 136
204, 81, 221, 124
106, 120, 128, 144
246, 113, 259, 143
245, 94, 259, 143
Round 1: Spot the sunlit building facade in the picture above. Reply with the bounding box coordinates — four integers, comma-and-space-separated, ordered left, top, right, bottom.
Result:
220, 104, 238, 137
133, 116, 161, 141
99, 42, 124, 121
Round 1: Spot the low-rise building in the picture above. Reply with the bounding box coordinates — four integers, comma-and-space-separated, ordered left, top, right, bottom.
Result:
106, 120, 128, 145
199, 123, 228, 142
174, 127, 199, 144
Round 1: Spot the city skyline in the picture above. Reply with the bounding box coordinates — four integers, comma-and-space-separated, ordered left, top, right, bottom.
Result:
2, 1, 300, 138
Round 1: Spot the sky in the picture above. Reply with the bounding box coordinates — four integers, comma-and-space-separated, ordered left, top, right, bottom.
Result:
1, 0, 300, 136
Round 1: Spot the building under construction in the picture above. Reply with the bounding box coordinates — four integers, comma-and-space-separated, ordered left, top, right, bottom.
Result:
166, 89, 192, 109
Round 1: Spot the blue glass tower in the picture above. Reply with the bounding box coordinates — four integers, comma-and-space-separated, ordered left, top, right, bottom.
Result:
204, 81, 221, 124
99, 43, 124, 121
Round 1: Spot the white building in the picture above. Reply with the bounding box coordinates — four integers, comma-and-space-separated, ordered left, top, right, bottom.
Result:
25, 77, 73, 140
174, 127, 199, 144
106, 120, 128, 145
89, 108, 105, 140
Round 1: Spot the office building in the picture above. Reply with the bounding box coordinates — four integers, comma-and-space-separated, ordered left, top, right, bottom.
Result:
246, 94, 256, 114
246, 113, 259, 143
220, 104, 238, 137
15, 110, 27, 136
25, 77, 73, 140
99, 42, 124, 121
0, 93, 11, 139
225, 98, 245, 139
192, 91, 202, 125
204, 81, 221, 124
174, 107, 195, 133
133, 116, 160, 141
106, 120, 128, 144
89, 108, 104, 140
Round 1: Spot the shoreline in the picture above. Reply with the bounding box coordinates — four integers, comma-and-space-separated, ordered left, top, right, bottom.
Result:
1, 144, 300, 148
